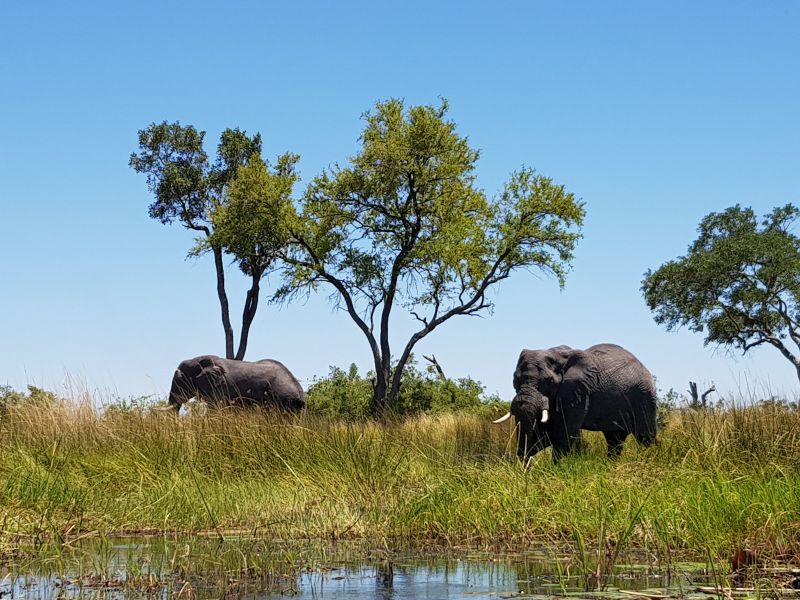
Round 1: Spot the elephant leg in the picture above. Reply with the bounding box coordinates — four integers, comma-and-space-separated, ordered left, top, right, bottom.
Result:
548, 411, 583, 462
551, 431, 582, 462
516, 425, 548, 461
632, 391, 658, 447
550, 383, 588, 462
603, 430, 628, 458
633, 428, 656, 447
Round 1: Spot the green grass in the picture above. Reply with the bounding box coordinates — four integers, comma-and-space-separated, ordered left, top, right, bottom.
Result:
1, 400, 800, 565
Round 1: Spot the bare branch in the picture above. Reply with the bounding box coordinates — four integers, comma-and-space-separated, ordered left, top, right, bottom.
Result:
701, 384, 716, 406
284, 232, 383, 373
423, 355, 447, 381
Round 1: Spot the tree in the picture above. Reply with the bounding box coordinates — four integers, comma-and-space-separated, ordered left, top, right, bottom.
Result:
271, 99, 584, 414
208, 153, 300, 354
642, 204, 800, 381
129, 122, 285, 360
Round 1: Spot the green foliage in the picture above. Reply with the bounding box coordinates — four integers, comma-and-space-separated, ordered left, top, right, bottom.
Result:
0, 385, 58, 416
395, 362, 503, 416
103, 394, 157, 416
129, 122, 261, 231
656, 387, 680, 430
130, 121, 293, 359
283, 99, 584, 309
277, 98, 584, 412
209, 153, 300, 277
643, 204, 800, 374
305, 364, 373, 418
306, 361, 504, 418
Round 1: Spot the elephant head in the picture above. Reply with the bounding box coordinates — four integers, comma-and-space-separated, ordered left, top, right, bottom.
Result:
166, 355, 227, 411
494, 345, 573, 460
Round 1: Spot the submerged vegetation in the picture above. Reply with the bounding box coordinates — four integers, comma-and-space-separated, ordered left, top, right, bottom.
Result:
1, 392, 799, 569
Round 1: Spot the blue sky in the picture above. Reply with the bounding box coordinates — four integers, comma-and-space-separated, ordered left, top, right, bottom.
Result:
1, 1, 799, 403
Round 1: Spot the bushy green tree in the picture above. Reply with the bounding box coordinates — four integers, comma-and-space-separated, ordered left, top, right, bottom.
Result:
395, 362, 502, 415
274, 99, 584, 414
129, 123, 290, 360
208, 153, 300, 354
305, 364, 373, 418
305, 361, 503, 418
643, 204, 800, 381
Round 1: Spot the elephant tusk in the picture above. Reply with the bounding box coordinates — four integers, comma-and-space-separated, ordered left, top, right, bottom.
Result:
540, 409, 549, 424
492, 411, 512, 424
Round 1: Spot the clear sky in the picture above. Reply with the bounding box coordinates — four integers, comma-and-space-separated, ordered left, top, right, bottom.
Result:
1, 1, 799, 404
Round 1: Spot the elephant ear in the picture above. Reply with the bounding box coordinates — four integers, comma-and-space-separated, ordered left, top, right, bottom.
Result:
197, 357, 225, 383
547, 345, 574, 375
513, 351, 528, 390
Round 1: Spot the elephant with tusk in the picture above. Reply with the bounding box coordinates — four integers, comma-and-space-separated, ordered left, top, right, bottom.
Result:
163, 355, 305, 413
494, 344, 658, 462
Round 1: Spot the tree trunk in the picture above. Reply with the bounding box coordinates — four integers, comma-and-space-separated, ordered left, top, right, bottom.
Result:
212, 245, 235, 359
688, 381, 699, 406
700, 385, 716, 407
371, 367, 391, 416
234, 270, 262, 361
385, 351, 416, 414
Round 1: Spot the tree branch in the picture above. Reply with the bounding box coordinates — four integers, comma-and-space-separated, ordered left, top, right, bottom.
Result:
284, 233, 383, 375
423, 355, 447, 381
378, 178, 422, 377
211, 244, 235, 359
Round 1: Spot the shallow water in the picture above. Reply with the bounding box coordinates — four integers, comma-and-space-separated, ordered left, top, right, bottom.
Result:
1, 536, 718, 599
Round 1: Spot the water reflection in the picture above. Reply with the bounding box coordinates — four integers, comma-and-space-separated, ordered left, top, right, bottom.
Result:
0, 537, 713, 599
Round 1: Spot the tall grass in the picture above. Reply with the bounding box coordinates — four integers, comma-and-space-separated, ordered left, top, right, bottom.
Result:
1, 399, 800, 562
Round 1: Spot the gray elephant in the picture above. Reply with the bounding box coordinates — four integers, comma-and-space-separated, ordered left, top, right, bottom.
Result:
165, 355, 305, 412
493, 343, 658, 461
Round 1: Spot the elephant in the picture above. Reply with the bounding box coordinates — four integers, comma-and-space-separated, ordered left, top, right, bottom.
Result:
165, 355, 306, 413
493, 343, 658, 462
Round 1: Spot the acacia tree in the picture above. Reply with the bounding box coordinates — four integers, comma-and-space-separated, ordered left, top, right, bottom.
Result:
129, 122, 274, 360
264, 99, 584, 414
208, 153, 300, 354
642, 204, 800, 381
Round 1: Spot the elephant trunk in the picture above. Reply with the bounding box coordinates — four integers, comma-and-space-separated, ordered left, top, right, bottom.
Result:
167, 369, 194, 409
515, 391, 550, 424
492, 392, 550, 426
512, 391, 552, 460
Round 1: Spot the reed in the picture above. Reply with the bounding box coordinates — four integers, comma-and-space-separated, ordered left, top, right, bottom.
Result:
2, 398, 799, 563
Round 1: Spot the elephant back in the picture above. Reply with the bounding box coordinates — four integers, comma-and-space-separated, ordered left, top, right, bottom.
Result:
254, 358, 305, 407
584, 344, 657, 399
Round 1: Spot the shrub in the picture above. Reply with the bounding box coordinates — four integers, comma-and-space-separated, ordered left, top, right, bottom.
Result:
103, 394, 158, 416
0, 385, 59, 417
306, 361, 505, 418
305, 364, 373, 418
657, 387, 679, 431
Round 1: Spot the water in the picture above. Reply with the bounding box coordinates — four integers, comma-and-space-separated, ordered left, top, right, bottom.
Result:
0, 537, 718, 599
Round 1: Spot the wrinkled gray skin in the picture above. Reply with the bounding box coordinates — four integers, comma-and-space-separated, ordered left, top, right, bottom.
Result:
167, 355, 305, 412
509, 343, 657, 462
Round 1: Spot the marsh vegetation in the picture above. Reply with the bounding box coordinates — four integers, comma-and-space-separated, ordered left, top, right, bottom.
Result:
2, 394, 799, 554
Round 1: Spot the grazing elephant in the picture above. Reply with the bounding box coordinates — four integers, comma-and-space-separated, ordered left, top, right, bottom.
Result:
165, 355, 305, 413
493, 344, 657, 462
